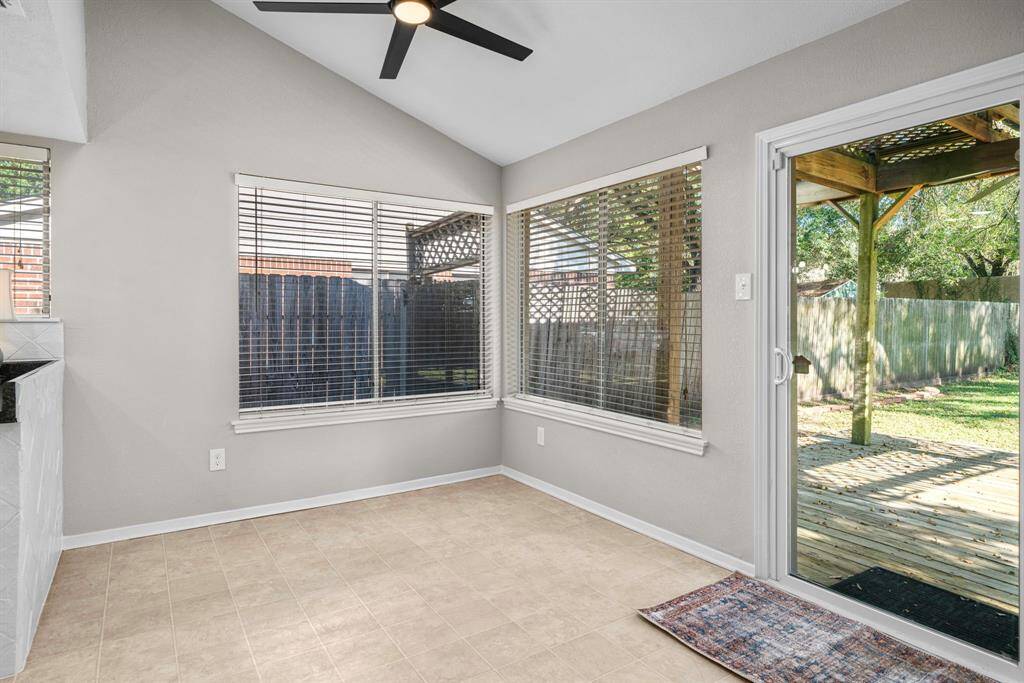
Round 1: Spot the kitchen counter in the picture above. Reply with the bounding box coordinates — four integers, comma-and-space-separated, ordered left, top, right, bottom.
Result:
0, 360, 56, 423
0, 359, 63, 677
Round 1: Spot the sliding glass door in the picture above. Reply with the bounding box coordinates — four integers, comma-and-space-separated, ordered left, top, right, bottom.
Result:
787, 102, 1021, 661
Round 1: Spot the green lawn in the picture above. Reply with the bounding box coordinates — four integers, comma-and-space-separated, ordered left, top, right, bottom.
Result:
801, 370, 1020, 451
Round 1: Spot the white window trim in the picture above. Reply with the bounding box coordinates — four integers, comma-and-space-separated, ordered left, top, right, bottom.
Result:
504, 146, 706, 213
233, 396, 498, 434
0, 142, 49, 162
754, 53, 1023, 682
503, 146, 707, 455
503, 395, 706, 455
234, 173, 494, 216
233, 173, 499, 432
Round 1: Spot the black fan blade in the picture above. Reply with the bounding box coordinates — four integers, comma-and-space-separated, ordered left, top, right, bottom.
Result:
426, 9, 532, 61
380, 21, 417, 79
253, 2, 389, 13
436, 0, 458, 6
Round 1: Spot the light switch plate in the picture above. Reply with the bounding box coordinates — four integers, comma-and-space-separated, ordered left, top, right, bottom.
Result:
536, 427, 545, 446
735, 273, 752, 301
209, 448, 226, 471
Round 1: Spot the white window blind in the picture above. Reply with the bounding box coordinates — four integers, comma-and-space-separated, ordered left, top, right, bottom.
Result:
0, 146, 50, 316
508, 162, 702, 430
238, 181, 491, 415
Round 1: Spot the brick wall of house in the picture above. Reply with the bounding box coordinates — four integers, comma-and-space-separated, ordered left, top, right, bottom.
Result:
0, 244, 46, 316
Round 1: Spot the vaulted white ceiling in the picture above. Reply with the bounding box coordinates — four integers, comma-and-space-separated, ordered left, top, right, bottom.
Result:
0, 0, 87, 143
218, 0, 906, 165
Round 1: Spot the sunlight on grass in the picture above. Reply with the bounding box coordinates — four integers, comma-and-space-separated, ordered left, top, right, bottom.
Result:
802, 371, 1020, 451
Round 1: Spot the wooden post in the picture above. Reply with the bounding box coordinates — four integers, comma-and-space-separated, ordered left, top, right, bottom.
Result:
656, 170, 685, 425
851, 193, 879, 445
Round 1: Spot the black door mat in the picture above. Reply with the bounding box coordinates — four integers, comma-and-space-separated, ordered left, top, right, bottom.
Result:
831, 566, 1018, 660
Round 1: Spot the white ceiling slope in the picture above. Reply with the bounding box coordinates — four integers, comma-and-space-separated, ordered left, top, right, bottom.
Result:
221, 0, 908, 165
0, 0, 87, 143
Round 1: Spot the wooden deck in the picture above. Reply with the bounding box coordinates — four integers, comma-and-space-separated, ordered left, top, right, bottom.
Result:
796, 429, 1019, 614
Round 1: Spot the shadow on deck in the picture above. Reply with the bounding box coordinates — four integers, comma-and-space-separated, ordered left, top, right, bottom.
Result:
796, 428, 1019, 614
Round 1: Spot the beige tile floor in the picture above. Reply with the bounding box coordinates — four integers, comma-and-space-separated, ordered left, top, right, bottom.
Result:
10, 475, 739, 682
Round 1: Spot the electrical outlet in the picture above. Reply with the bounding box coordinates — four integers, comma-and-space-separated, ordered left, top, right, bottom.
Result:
209, 448, 226, 471
536, 426, 545, 446
735, 273, 752, 301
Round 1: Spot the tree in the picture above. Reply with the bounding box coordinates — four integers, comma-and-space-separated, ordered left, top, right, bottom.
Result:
544, 176, 700, 293
796, 200, 859, 281
795, 174, 1020, 287
0, 159, 45, 202
796, 197, 913, 283
902, 177, 1019, 282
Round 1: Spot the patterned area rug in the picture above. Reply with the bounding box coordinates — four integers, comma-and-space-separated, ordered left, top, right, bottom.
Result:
638, 573, 996, 682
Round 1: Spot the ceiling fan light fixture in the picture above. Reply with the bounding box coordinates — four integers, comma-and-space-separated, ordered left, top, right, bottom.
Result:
392, 0, 431, 25
253, 0, 533, 79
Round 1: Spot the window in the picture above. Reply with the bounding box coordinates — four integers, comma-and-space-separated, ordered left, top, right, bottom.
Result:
0, 144, 51, 316
236, 175, 493, 420
507, 152, 703, 432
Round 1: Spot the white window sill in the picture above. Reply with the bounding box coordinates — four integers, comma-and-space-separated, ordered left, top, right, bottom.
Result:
502, 396, 707, 455
0, 317, 61, 322
232, 397, 498, 434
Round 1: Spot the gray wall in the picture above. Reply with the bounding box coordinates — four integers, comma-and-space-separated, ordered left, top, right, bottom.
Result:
2, 0, 1021, 555
1, 0, 501, 536
500, 0, 1024, 563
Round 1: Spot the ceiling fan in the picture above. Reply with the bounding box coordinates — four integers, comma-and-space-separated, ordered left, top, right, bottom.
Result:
253, 0, 533, 79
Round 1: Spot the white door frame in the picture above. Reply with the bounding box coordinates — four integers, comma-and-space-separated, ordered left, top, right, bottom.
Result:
754, 53, 1024, 682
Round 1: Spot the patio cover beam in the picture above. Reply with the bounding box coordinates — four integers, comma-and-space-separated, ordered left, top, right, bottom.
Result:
876, 137, 1020, 192
795, 149, 876, 195
827, 199, 859, 228
942, 114, 1009, 143
991, 103, 1020, 126
797, 134, 1019, 203
874, 184, 924, 232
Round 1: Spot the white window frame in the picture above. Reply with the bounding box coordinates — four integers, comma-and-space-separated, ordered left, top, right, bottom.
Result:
0, 143, 49, 163
503, 147, 708, 455
0, 142, 52, 319
755, 53, 1023, 681
231, 173, 499, 434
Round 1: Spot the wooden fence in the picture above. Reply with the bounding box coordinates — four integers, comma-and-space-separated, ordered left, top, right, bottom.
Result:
240, 276, 1009, 411
796, 297, 1018, 402
526, 288, 702, 428
239, 274, 479, 409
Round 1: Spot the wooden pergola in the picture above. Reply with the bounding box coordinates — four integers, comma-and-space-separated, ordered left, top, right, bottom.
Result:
795, 103, 1021, 445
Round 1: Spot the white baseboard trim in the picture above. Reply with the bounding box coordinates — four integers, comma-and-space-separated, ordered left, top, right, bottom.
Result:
62, 466, 502, 549
63, 463, 754, 578
500, 465, 755, 576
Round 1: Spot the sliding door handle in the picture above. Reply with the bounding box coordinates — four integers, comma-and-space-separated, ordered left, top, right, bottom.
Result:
773, 348, 793, 385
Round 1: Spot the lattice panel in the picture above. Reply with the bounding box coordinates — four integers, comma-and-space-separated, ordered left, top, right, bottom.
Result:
408, 212, 482, 277
843, 119, 977, 165
882, 138, 977, 164
528, 283, 666, 323
529, 281, 599, 323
